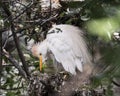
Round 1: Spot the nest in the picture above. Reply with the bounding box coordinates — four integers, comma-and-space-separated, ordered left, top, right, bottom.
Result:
27, 72, 106, 96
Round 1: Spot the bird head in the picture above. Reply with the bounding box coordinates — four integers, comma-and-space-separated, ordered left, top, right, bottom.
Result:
31, 40, 48, 71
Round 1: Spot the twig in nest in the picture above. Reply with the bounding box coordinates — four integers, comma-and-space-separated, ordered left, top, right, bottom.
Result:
28, 72, 68, 96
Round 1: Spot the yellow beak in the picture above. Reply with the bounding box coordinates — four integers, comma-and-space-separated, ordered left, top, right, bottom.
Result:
39, 54, 42, 71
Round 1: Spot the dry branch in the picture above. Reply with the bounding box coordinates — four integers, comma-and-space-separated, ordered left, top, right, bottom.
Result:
2, 49, 27, 79
0, 29, 3, 87
1, 1, 30, 78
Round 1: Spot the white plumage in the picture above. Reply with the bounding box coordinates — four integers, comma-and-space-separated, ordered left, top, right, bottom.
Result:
31, 24, 91, 75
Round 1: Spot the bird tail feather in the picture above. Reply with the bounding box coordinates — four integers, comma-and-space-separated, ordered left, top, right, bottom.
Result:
62, 60, 76, 75
75, 59, 83, 72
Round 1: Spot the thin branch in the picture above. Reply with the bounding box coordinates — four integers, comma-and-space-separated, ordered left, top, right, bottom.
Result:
2, 30, 10, 49
50, 0, 52, 16
2, 64, 14, 67
14, 1, 28, 8
0, 29, 3, 87
13, 13, 58, 25
0, 29, 3, 67
112, 80, 120, 87
41, 14, 58, 25
0, 28, 8, 33
12, 1, 33, 21
2, 49, 27, 79
1, 86, 24, 91
1, 1, 30, 78
11, 19, 30, 77
4, 0, 33, 22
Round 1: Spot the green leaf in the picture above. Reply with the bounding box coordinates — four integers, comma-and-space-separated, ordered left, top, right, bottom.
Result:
86, 17, 120, 41
6, 92, 16, 96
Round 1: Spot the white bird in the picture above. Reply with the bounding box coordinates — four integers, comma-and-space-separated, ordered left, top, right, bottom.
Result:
31, 24, 92, 75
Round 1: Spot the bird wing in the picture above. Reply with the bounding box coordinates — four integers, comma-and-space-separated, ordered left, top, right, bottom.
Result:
46, 25, 91, 74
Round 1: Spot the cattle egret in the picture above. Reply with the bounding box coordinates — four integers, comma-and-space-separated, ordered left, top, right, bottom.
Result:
31, 24, 91, 75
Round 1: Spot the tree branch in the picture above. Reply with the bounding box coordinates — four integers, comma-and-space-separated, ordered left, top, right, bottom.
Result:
1, 1, 30, 78
2, 49, 27, 79
1, 86, 24, 90
0, 29, 3, 87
